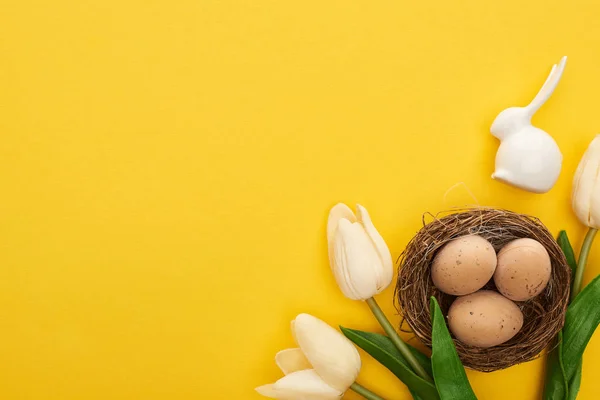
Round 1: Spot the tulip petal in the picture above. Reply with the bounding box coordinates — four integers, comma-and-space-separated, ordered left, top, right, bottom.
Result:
256, 383, 322, 400
331, 232, 358, 299
293, 314, 361, 393
327, 203, 357, 270
276, 348, 312, 375
290, 320, 297, 344
573, 136, 600, 228
592, 175, 600, 229
272, 369, 343, 400
256, 384, 283, 398
334, 219, 381, 300
356, 204, 393, 294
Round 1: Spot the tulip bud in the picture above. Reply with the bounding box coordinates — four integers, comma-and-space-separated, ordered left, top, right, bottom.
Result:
292, 314, 360, 392
326, 203, 393, 300
255, 314, 361, 399
573, 135, 600, 228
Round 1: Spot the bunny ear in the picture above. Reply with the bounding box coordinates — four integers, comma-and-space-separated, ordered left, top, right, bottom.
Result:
526, 56, 567, 116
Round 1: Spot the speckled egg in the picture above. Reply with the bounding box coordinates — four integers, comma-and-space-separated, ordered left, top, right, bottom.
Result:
431, 235, 497, 295
494, 238, 551, 301
448, 290, 524, 348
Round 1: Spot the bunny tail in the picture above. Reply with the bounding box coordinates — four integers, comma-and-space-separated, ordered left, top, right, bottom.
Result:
492, 170, 511, 183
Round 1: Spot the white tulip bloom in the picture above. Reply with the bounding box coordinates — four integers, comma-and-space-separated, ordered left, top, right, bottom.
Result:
255, 314, 361, 399
573, 135, 600, 228
327, 203, 393, 300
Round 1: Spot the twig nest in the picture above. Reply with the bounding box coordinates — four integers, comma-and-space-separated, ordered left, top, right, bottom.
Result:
395, 208, 570, 372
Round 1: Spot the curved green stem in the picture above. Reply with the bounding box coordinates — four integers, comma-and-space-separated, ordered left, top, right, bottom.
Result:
571, 228, 598, 301
350, 382, 386, 400
366, 297, 433, 382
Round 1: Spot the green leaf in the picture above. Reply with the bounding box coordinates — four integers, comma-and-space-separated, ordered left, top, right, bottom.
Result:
404, 343, 432, 400
557, 230, 583, 400
404, 347, 430, 400
563, 274, 600, 382
543, 231, 577, 400
430, 297, 477, 400
340, 327, 440, 400
567, 360, 582, 400
403, 343, 433, 377
557, 230, 578, 279
543, 331, 568, 400
557, 230, 577, 272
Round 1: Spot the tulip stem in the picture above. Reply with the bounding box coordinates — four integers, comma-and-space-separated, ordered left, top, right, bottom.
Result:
350, 382, 386, 400
366, 297, 433, 382
571, 228, 598, 301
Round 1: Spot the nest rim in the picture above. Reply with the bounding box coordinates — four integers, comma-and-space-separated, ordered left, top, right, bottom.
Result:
394, 207, 571, 372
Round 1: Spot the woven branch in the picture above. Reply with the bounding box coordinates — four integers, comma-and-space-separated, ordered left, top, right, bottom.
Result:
394, 207, 570, 372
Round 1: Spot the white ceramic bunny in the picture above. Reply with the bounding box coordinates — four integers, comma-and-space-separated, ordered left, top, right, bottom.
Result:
490, 56, 567, 193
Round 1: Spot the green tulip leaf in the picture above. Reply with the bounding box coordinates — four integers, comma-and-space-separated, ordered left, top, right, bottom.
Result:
558, 231, 583, 400
567, 361, 582, 400
340, 327, 439, 400
543, 231, 577, 400
543, 331, 568, 400
563, 274, 600, 382
430, 297, 477, 400
557, 230, 578, 279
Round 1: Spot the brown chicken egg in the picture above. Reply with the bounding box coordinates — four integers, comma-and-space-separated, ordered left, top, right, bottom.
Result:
494, 238, 551, 301
431, 235, 497, 295
448, 290, 523, 348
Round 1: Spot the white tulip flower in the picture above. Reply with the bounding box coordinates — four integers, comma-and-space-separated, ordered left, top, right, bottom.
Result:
325, 203, 432, 383
573, 135, 600, 228
255, 313, 361, 399
571, 136, 600, 301
327, 203, 393, 300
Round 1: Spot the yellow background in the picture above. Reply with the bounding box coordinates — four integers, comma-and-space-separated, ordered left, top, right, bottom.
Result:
1, 0, 600, 399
